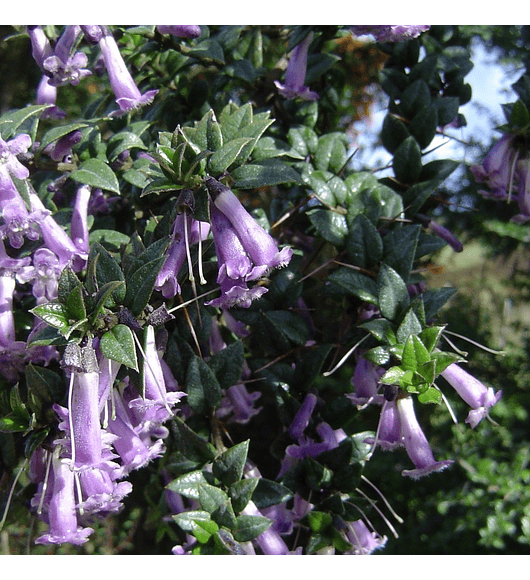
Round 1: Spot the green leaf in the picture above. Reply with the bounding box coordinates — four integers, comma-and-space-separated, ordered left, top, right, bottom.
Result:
212, 440, 249, 487
326, 267, 378, 303
419, 325, 445, 353
207, 340, 245, 390
422, 287, 457, 320
400, 79, 431, 119
393, 136, 422, 184
417, 385, 442, 404
377, 264, 410, 321
26, 324, 69, 347
252, 136, 304, 160
308, 208, 348, 246
287, 125, 318, 157
435, 96, 460, 127
186, 354, 223, 414
409, 104, 438, 149
307, 511, 333, 533
381, 113, 410, 154
89, 229, 130, 253
263, 311, 309, 347
232, 514, 271, 543
171, 416, 217, 463
208, 137, 252, 175
106, 131, 147, 161
314, 132, 348, 173
346, 214, 383, 268
89, 280, 126, 324
252, 478, 294, 509
70, 158, 120, 194
166, 470, 209, 500
185, 39, 225, 64
31, 302, 71, 335
219, 102, 253, 142
173, 510, 219, 544
123, 256, 166, 316
402, 334, 430, 372
0, 414, 30, 433
99, 324, 138, 371
231, 158, 301, 189
360, 318, 397, 344
396, 308, 423, 343
86, 242, 125, 306
0, 104, 50, 139
198, 483, 231, 514
228, 478, 259, 513
25, 364, 65, 413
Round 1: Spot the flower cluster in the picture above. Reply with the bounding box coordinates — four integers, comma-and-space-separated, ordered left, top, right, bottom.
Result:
30, 332, 184, 546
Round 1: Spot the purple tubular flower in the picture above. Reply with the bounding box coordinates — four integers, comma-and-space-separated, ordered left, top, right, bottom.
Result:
0, 133, 32, 189
155, 213, 210, 299
289, 393, 317, 440
217, 383, 262, 424
107, 386, 166, 477
128, 325, 185, 425
80, 26, 104, 44
426, 219, 463, 252
98, 30, 158, 114
207, 177, 293, 274
16, 247, 63, 302
36, 75, 66, 119
44, 129, 83, 163
366, 399, 403, 450
206, 275, 268, 310
344, 519, 387, 554
441, 363, 502, 428
42, 25, 92, 87
35, 452, 94, 546
471, 134, 519, 200
274, 32, 318, 101
0, 273, 16, 348
71, 184, 91, 255
29, 191, 87, 270
350, 25, 431, 42
77, 468, 132, 517
27, 26, 54, 70
347, 355, 385, 406
68, 355, 104, 469
156, 25, 201, 39
209, 204, 268, 283
397, 396, 453, 478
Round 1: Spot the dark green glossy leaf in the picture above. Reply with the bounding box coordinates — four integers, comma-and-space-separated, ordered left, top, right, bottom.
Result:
99, 324, 138, 370
231, 158, 301, 189
70, 158, 120, 194
232, 514, 271, 543
186, 354, 223, 414
166, 470, 209, 500
229, 477, 259, 513
393, 136, 422, 184
171, 416, 217, 463
212, 440, 249, 487
377, 264, 410, 321
252, 478, 294, 509
31, 301, 71, 335
207, 340, 244, 390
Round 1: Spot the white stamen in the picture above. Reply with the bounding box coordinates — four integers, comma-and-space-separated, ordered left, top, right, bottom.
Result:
0, 458, 29, 531
323, 334, 370, 377
361, 474, 404, 524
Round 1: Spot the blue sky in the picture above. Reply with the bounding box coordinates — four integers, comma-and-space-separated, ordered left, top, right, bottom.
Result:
351, 38, 519, 178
